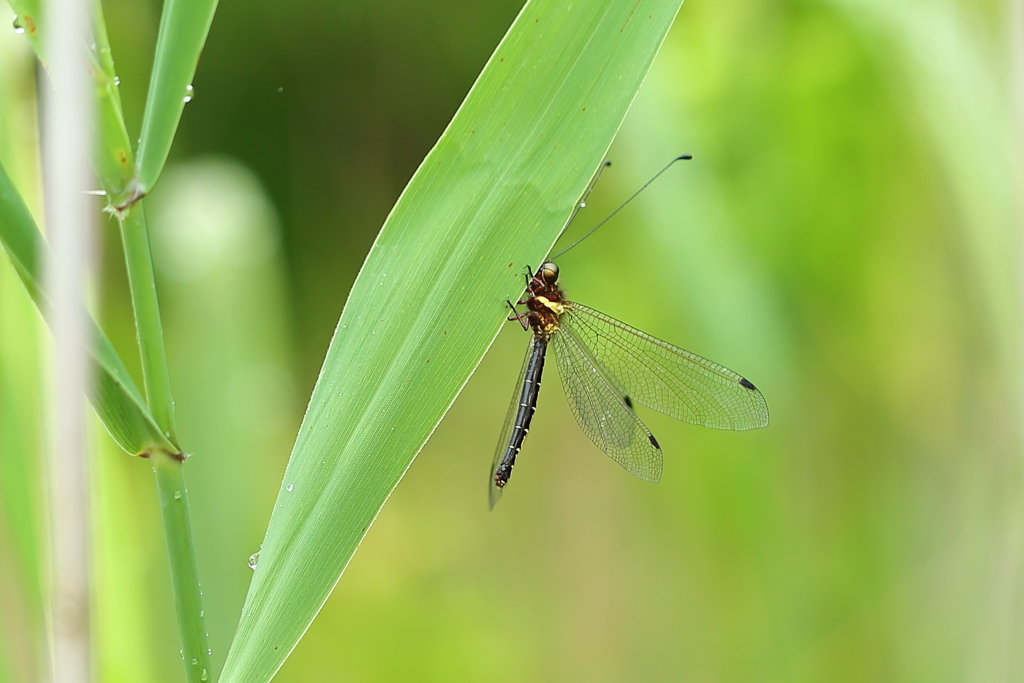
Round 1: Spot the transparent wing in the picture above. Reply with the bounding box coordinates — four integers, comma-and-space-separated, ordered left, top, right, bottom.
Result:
561, 302, 769, 430
489, 339, 535, 508
552, 326, 663, 483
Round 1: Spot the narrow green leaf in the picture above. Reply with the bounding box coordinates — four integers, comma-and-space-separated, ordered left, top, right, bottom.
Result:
89, 0, 136, 205
220, 0, 684, 680
8, 0, 137, 204
135, 0, 219, 194
0, 158, 175, 455
8, 0, 42, 63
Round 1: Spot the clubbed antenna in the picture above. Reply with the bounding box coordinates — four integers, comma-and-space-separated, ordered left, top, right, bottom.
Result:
551, 154, 692, 260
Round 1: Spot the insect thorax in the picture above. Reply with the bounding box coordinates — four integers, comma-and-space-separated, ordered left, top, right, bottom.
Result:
528, 294, 566, 339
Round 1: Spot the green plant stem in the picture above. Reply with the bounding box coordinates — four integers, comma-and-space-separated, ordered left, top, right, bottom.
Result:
118, 202, 178, 445
152, 449, 213, 683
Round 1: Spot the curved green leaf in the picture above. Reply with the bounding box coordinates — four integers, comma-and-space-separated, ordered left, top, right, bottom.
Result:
9, 0, 137, 204
135, 0, 219, 194
0, 158, 175, 455
89, 0, 136, 204
220, 0, 684, 680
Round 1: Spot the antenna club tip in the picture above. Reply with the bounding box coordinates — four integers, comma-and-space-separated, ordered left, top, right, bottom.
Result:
678, 154, 693, 160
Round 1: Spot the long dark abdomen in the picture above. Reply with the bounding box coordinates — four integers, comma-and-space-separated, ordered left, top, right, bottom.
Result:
494, 336, 547, 488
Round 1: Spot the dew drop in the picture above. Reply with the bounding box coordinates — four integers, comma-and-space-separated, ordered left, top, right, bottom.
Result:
200, 669, 209, 681
183, 84, 194, 103
179, 650, 184, 659
286, 483, 293, 492
579, 201, 586, 208
12, 15, 24, 33
113, 76, 120, 86
173, 490, 182, 500
277, 86, 283, 92
248, 551, 260, 570
199, 610, 204, 618
191, 657, 198, 666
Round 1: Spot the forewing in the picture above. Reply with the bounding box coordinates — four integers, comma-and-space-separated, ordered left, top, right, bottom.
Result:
552, 326, 663, 483
562, 302, 769, 430
489, 339, 535, 508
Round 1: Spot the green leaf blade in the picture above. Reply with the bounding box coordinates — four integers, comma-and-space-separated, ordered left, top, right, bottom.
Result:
220, 1, 683, 681
8, 0, 42, 63
89, 1, 136, 205
135, 0, 219, 194
0, 158, 174, 455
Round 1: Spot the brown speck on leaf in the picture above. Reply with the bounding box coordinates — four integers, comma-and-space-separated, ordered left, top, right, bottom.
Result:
620, 0, 641, 31
117, 149, 128, 164
24, 14, 36, 33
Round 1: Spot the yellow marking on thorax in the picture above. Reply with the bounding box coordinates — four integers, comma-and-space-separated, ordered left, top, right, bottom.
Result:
534, 295, 566, 315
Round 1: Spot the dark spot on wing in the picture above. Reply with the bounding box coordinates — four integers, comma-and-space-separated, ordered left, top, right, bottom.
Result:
739, 378, 757, 391
624, 395, 634, 409
648, 434, 660, 449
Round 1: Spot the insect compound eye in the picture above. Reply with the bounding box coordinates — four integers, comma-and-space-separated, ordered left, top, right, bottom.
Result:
540, 262, 559, 284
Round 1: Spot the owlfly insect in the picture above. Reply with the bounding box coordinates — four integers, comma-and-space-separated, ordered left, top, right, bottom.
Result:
490, 156, 769, 508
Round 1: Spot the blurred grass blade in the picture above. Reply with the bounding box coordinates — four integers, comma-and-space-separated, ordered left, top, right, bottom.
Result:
135, 0, 219, 194
0, 158, 175, 455
8, 0, 43, 63
220, 0, 684, 680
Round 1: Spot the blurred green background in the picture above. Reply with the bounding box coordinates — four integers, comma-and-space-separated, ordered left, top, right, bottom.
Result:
2, 0, 1023, 681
